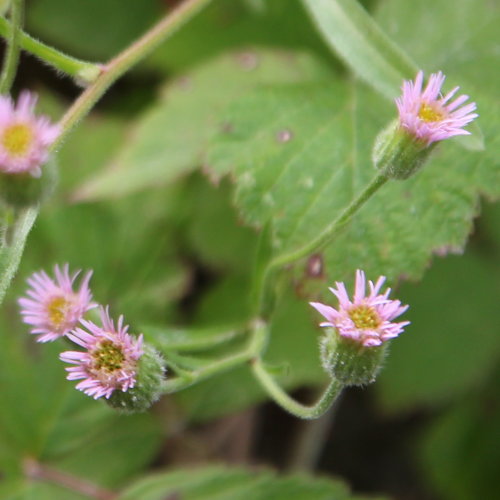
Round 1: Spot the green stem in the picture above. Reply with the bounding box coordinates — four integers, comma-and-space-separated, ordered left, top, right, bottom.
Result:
271, 172, 388, 268
0, 0, 24, 93
255, 172, 389, 317
52, 0, 213, 152
251, 358, 343, 419
161, 319, 269, 394
287, 397, 340, 470
0, 16, 101, 84
0, 205, 38, 304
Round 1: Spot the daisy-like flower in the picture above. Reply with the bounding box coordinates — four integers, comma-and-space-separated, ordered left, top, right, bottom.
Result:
0, 91, 60, 176
60, 307, 144, 400
396, 70, 478, 145
310, 270, 409, 347
19, 264, 95, 343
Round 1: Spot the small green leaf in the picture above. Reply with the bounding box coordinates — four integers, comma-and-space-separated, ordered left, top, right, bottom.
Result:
301, 0, 417, 98
119, 464, 383, 500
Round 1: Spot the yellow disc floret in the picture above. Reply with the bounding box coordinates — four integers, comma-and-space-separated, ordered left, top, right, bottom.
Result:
2, 123, 33, 156
47, 296, 71, 329
93, 339, 125, 373
348, 304, 381, 330
418, 103, 444, 123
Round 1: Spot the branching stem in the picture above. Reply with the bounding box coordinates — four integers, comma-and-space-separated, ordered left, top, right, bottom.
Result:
0, 0, 24, 93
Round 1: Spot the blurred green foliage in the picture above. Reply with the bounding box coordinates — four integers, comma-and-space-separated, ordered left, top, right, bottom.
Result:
0, 0, 497, 499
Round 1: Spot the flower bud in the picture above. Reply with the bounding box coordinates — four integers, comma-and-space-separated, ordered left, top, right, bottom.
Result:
107, 343, 166, 414
373, 71, 477, 180
61, 307, 166, 413
320, 328, 386, 386
372, 120, 435, 180
310, 270, 409, 386
0, 158, 57, 207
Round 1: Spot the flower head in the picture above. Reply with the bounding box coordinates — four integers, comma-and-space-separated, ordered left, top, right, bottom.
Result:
60, 307, 144, 400
396, 70, 477, 145
0, 91, 60, 176
310, 270, 409, 347
19, 264, 95, 343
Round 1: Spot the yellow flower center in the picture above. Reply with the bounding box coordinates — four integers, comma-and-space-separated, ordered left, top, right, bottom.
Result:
348, 305, 381, 330
418, 103, 444, 123
93, 339, 125, 373
1, 123, 33, 156
47, 296, 71, 328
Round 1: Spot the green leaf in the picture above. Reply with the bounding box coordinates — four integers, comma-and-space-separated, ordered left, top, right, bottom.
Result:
206, 36, 498, 289
301, 0, 417, 98
74, 49, 332, 201
419, 387, 500, 500
148, 0, 333, 72
119, 464, 383, 500
376, 249, 500, 411
184, 177, 259, 273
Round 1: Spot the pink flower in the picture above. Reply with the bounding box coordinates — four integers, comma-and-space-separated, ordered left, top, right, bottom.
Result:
396, 71, 478, 145
19, 264, 95, 343
60, 307, 144, 400
310, 270, 409, 347
0, 91, 60, 176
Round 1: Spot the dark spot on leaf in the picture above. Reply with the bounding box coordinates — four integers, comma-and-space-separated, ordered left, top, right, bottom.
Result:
276, 129, 293, 143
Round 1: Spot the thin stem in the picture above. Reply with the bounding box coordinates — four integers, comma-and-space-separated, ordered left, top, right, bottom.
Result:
161, 348, 253, 393
255, 172, 389, 317
0, 16, 101, 84
271, 172, 388, 269
161, 319, 269, 393
0, 0, 24, 93
251, 358, 343, 419
287, 394, 341, 470
0, 205, 38, 304
52, 0, 213, 152
23, 458, 118, 500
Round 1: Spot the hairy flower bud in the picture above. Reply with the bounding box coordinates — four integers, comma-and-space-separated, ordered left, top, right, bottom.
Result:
311, 270, 409, 386
373, 71, 477, 180
320, 327, 386, 386
107, 343, 166, 413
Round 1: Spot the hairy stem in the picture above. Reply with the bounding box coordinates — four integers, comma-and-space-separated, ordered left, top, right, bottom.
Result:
0, 15, 100, 83
255, 172, 389, 317
272, 172, 388, 268
0, 205, 37, 303
251, 358, 343, 419
0, 0, 24, 93
287, 396, 340, 470
162, 319, 269, 393
53, 0, 213, 151
23, 458, 118, 500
